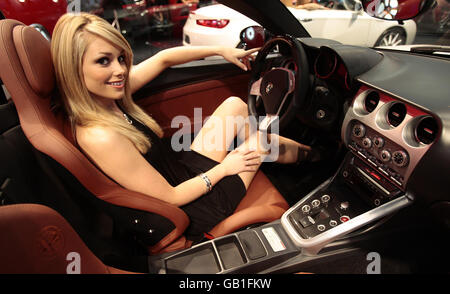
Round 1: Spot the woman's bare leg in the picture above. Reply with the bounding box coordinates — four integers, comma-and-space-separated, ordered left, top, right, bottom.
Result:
190, 96, 248, 162
190, 96, 314, 181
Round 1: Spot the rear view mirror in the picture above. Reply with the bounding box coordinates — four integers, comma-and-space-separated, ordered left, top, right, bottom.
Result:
239, 26, 266, 49
361, 0, 436, 20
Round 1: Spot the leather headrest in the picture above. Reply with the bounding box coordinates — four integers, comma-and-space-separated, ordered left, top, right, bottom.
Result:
12, 25, 55, 97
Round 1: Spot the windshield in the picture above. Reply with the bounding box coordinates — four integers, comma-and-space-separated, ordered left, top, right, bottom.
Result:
280, 0, 450, 49
1, 0, 448, 62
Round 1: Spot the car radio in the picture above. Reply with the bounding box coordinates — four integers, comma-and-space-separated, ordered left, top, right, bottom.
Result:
340, 154, 404, 207
347, 121, 408, 190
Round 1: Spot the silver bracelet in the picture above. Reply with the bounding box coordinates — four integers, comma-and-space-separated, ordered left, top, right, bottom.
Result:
198, 173, 212, 194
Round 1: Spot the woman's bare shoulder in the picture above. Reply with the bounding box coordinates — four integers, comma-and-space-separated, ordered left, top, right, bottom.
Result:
77, 124, 116, 143
76, 125, 130, 153
75, 124, 174, 201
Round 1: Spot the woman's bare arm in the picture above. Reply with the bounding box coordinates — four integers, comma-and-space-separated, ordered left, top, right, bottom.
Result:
129, 46, 259, 93
76, 126, 259, 206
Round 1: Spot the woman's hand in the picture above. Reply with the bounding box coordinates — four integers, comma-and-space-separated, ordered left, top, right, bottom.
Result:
219, 47, 260, 71
220, 149, 261, 176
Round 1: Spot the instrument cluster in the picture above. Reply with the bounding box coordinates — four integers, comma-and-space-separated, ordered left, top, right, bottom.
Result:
313, 47, 351, 91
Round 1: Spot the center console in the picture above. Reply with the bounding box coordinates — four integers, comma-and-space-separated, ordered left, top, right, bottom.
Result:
281, 152, 412, 256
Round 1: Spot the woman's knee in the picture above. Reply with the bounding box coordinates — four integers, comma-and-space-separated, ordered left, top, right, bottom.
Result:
221, 96, 248, 117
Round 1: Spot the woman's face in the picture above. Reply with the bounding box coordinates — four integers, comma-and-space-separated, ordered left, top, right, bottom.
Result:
82, 35, 128, 105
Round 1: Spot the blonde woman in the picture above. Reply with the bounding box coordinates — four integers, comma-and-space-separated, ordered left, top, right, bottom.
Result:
51, 13, 320, 242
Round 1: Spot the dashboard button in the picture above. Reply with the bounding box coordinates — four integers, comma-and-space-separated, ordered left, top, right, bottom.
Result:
357, 150, 367, 158
339, 201, 349, 210
316, 109, 326, 120
378, 167, 389, 176
311, 199, 321, 208
392, 150, 409, 167
387, 168, 397, 177
329, 220, 338, 227
362, 137, 372, 149
367, 158, 377, 167
340, 216, 350, 223
317, 224, 326, 232
301, 204, 311, 214
321, 194, 331, 203
352, 124, 366, 138
390, 177, 403, 186
299, 216, 314, 228
380, 150, 391, 162
373, 137, 384, 148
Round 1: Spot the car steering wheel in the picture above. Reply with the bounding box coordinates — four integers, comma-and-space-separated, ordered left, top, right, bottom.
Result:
248, 36, 310, 132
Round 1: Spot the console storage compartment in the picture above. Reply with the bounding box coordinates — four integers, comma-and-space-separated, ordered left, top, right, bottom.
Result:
165, 242, 220, 274
215, 236, 247, 270
150, 224, 298, 274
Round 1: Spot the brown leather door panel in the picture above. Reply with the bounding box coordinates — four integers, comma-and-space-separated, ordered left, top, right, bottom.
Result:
136, 74, 250, 137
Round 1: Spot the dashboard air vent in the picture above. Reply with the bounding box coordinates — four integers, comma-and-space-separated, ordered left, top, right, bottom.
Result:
364, 91, 380, 113
416, 116, 438, 145
387, 103, 407, 127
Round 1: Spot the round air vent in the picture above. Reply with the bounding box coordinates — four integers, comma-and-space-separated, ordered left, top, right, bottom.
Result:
364, 91, 380, 113
387, 103, 407, 127
415, 116, 438, 145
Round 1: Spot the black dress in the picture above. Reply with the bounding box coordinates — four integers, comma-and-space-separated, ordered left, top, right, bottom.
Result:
123, 111, 247, 242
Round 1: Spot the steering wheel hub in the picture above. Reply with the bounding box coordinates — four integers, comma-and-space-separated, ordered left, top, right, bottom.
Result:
260, 67, 295, 115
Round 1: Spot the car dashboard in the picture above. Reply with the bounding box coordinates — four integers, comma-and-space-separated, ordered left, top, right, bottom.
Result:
298, 38, 449, 207
276, 37, 450, 255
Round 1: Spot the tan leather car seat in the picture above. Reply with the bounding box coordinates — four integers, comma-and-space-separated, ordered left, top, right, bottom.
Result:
0, 203, 138, 274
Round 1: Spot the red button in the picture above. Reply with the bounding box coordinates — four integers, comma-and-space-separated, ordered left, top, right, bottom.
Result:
340, 216, 350, 223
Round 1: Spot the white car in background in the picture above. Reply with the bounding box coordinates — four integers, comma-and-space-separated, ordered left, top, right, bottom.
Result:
183, 3, 416, 48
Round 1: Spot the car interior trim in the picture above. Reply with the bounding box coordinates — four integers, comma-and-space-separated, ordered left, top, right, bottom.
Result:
281, 188, 413, 256
341, 86, 438, 187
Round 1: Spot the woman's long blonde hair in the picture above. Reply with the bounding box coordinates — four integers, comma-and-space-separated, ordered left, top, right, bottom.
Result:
51, 12, 163, 154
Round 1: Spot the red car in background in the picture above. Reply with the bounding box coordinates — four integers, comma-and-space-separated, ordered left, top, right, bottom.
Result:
148, 1, 199, 38
0, 0, 67, 36
93, 0, 197, 40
